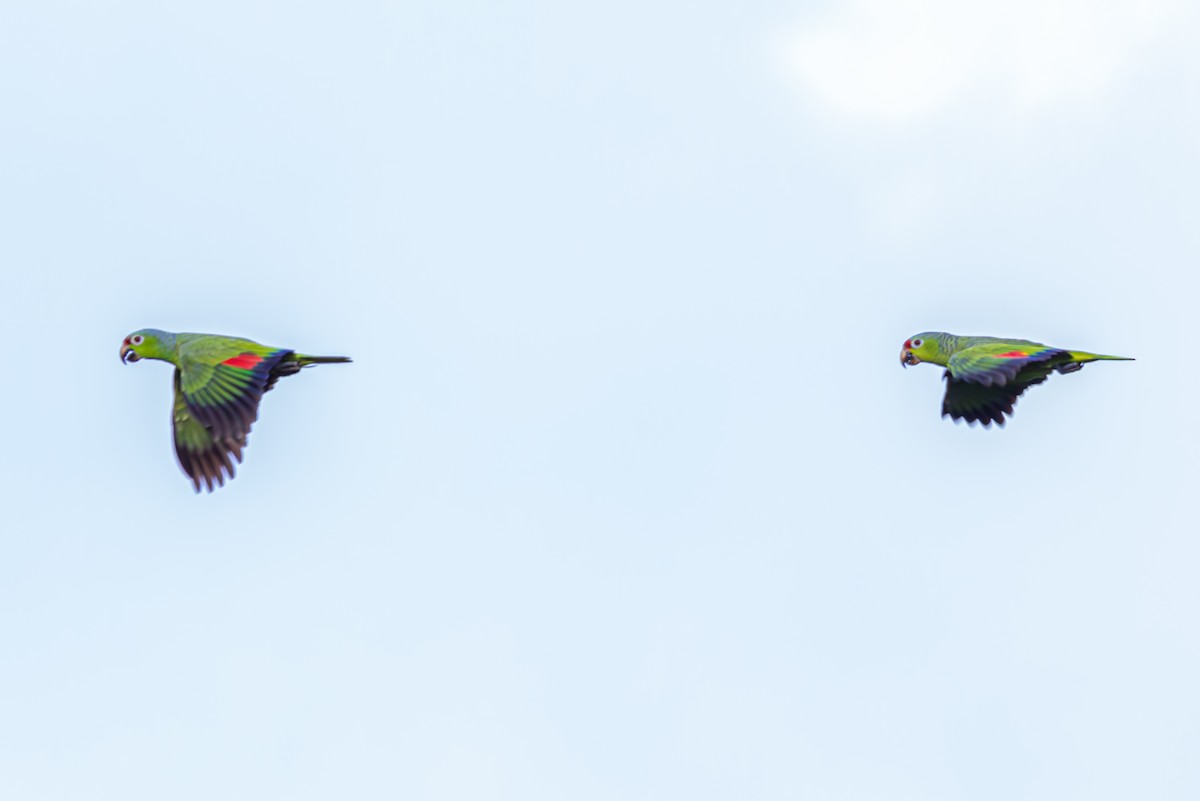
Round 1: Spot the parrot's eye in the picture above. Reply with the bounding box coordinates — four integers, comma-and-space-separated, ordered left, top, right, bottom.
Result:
131, 335, 144, 346
911, 338, 923, 348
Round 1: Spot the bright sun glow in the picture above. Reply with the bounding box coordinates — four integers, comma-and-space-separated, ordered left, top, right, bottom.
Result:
785, 0, 1182, 122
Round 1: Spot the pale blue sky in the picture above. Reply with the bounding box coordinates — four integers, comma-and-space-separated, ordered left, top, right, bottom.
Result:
1, 1, 1198, 799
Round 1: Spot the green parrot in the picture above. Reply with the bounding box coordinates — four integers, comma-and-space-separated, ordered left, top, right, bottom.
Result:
900, 332, 1132, 426
121, 329, 350, 491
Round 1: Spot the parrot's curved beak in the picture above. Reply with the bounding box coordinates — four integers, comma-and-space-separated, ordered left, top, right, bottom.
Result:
901, 349, 918, 368
120, 343, 139, 364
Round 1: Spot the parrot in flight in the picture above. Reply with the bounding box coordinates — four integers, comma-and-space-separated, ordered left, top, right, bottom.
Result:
121, 329, 350, 491
900, 332, 1132, 426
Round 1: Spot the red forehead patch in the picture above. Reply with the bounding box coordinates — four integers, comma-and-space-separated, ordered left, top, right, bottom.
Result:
996, 351, 1028, 359
904, 339, 912, 349
222, 353, 264, 370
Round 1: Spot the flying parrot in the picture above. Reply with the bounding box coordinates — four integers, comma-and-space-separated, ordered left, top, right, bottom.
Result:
120, 329, 351, 491
900, 332, 1132, 426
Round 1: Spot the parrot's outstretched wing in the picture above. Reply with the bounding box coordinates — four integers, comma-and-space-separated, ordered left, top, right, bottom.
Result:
177, 344, 292, 441
172, 369, 247, 492
945, 342, 1067, 386
172, 342, 292, 490
942, 342, 1068, 426
941, 370, 1052, 426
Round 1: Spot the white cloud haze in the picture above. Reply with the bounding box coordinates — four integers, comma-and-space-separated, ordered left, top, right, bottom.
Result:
786, 0, 1184, 121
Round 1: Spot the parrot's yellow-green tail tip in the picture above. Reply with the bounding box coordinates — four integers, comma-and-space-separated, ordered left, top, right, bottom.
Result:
1070, 351, 1135, 363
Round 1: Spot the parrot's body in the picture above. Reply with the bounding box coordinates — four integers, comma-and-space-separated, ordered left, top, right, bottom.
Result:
900, 332, 1132, 426
121, 329, 350, 491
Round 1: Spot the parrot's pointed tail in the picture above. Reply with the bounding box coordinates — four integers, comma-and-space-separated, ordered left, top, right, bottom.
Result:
263, 353, 351, 393
1067, 351, 1135, 363
1056, 351, 1134, 375
295, 354, 353, 366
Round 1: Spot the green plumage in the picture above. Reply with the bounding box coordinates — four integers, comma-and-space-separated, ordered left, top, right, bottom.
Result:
121, 329, 351, 491
900, 332, 1132, 426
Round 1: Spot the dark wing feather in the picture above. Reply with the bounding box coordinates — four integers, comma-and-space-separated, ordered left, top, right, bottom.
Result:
942, 372, 1039, 426
173, 349, 293, 491
178, 350, 293, 440
941, 360, 1060, 427
941, 342, 1080, 426
172, 369, 247, 492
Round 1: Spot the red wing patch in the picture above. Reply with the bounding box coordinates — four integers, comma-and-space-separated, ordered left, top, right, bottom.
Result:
995, 351, 1028, 359
222, 353, 265, 370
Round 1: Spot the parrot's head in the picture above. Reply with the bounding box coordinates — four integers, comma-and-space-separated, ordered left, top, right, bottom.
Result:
900, 333, 946, 368
120, 329, 171, 364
